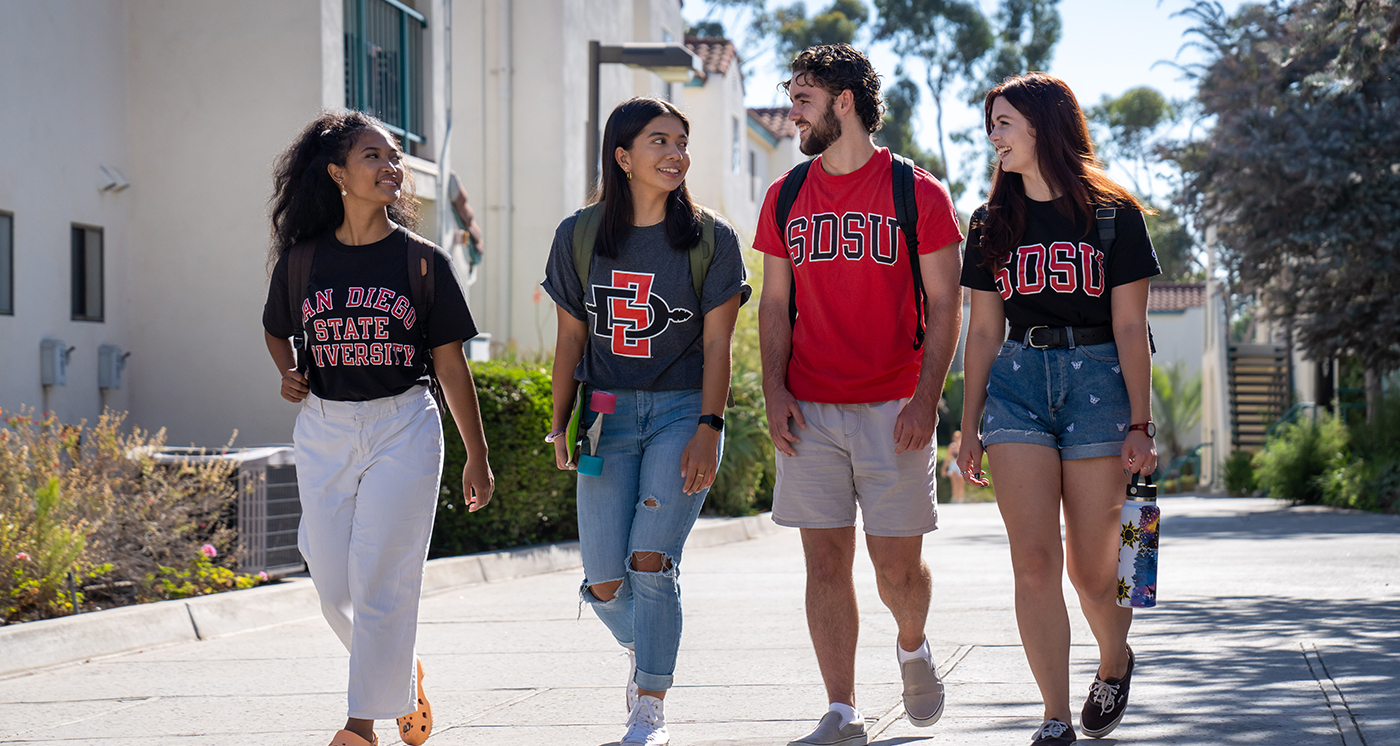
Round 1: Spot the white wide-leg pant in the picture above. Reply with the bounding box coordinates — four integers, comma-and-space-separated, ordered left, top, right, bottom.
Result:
294, 385, 443, 720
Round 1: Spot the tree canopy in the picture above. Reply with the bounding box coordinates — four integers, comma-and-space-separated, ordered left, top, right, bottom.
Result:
1171, 0, 1400, 386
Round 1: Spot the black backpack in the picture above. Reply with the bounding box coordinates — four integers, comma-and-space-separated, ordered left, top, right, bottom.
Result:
774, 153, 927, 349
286, 236, 439, 387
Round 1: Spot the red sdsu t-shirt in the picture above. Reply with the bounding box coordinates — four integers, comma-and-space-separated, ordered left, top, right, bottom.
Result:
754, 148, 963, 404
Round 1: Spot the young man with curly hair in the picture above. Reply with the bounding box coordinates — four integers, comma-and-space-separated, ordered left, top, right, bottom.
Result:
753, 44, 964, 746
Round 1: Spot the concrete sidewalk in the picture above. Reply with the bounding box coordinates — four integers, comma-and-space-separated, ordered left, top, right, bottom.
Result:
2, 497, 1397, 745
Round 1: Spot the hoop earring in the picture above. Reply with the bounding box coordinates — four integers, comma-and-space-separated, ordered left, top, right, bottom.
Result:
625, 170, 632, 181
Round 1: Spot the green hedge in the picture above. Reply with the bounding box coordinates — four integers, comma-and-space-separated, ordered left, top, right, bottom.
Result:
431, 361, 577, 557
1253, 395, 1400, 514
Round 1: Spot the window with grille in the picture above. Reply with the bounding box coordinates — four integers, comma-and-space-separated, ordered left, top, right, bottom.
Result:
344, 0, 427, 154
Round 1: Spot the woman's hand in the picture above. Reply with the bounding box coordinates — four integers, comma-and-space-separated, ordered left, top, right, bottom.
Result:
960, 436, 990, 487
1122, 430, 1158, 475
553, 434, 575, 471
462, 456, 494, 512
279, 368, 309, 403
679, 427, 721, 495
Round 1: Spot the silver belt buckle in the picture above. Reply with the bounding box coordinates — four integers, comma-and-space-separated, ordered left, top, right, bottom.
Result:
1027, 325, 1051, 349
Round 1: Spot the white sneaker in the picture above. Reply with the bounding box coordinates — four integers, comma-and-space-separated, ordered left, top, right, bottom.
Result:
621, 695, 669, 745
626, 648, 640, 714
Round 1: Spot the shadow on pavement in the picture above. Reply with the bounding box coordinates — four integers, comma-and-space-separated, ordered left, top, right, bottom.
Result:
1140, 595, 1399, 740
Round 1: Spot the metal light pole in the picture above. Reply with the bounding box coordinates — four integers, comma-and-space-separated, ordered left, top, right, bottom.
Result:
585, 41, 703, 194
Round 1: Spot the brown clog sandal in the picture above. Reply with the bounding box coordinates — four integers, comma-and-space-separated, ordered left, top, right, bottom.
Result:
327, 730, 378, 746
396, 658, 433, 745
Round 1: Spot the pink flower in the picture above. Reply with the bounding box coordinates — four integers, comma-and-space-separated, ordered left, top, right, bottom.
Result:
14, 552, 30, 561
258, 571, 269, 581
200, 544, 218, 559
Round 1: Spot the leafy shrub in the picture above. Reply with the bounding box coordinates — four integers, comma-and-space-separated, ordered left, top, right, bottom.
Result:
433, 361, 578, 557
1, 409, 258, 623
1222, 449, 1256, 496
707, 371, 774, 516
1253, 414, 1348, 505
1321, 394, 1400, 513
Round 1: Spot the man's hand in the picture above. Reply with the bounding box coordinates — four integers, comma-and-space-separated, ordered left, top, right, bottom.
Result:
893, 393, 937, 454
764, 385, 806, 457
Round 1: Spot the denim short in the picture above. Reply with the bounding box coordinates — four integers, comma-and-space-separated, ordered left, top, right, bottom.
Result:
981, 339, 1131, 460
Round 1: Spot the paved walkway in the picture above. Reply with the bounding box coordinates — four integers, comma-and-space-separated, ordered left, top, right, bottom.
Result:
2, 497, 1397, 745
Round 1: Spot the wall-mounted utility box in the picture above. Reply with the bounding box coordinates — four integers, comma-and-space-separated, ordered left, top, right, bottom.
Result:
40, 339, 69, 386
98, 344, 128, 389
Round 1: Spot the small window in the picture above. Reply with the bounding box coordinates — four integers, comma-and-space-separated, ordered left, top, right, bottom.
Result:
749, 152, 757, 202
0, 212, 12, 315
732, 116, 742, 173
71, 225, 103, 322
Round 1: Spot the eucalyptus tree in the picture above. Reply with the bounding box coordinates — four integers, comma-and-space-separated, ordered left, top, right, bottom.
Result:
1171, 0, 1400, 415
871, 0, 993, 187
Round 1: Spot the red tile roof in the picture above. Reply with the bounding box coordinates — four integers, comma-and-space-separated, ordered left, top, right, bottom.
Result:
1148, 282, 1205, 312
685, 37, 738, 76
748, 107, 798, 140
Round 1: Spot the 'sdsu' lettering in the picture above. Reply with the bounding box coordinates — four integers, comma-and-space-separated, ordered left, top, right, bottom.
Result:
994, 241, 1105, 300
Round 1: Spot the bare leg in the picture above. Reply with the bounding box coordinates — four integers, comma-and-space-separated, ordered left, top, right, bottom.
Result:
986, 443, 1073, 724
865, 535, 931, 652
343, 717, 374, 742
1062, 457, 1133, 680
801, 527, 859, 707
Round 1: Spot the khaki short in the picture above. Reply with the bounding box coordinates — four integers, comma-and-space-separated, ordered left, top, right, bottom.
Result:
772, 399, 939, 537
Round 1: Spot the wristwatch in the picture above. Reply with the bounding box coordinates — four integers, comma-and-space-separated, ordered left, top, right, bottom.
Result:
698, 414, 725, 433
1128, 421, 1156, 437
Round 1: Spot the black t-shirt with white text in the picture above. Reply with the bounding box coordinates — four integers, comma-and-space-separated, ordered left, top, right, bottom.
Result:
263, 226, 478, 401
961, 198, 1160, 329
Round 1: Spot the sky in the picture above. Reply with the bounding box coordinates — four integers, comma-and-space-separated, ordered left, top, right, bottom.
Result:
681, 0, 1249, 212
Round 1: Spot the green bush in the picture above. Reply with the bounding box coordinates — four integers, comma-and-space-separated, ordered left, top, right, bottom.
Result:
1321, 394, 1400, 513
707, 371, 774, 516
432, 361, 578, 557
1253, 414, 1348, 505
1222, 449, 1256, 496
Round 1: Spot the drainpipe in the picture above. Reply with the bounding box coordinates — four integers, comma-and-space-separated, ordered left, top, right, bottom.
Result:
438, 0, 453, 271
494, 0, 514, 349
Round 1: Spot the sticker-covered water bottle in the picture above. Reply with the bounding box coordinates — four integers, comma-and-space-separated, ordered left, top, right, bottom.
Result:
1117, 472, 1159, 608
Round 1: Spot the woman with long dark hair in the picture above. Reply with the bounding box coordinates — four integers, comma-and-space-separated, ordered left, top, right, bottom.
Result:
542, 97, 748, 746
958, 74, 1160, 746
262, 110, 494, 746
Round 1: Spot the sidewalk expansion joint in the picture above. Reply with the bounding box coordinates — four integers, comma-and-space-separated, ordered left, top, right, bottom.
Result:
867, 644, 974, 739
0, 696, 161, 741
1302, 641, 1368, 746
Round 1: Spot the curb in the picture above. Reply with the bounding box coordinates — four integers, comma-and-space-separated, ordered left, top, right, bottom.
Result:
0, 512, 783, 678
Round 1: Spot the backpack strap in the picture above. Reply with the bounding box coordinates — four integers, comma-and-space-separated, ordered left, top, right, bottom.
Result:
1096, 207, 1117, 254
774, 159, 814, 329
286, 240, 316, 374
891, 153, 926, 350
1096, 206, 1156, 354
689, 208, 716, 303
572, 202, 605, 296
406, 239, 440, 397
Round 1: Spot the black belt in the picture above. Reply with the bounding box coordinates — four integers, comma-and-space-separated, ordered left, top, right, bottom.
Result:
1009, 324, 1115, 349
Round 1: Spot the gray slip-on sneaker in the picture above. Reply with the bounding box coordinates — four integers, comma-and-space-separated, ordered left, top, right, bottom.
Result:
789, 711, 868, 746
901, 656, 946, 726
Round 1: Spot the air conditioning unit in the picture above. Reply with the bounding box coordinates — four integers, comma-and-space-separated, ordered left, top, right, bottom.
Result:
148, 446, 303, 577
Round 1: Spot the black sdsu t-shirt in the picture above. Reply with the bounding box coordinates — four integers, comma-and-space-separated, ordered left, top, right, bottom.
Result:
961, 198, 1161, 329
263, 226, 478, 401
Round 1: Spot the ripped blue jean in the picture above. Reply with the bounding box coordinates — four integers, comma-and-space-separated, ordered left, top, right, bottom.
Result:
577, 388, 717, 692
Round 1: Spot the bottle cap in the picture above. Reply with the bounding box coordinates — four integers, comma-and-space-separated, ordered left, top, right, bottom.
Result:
1126, 471, 1158, 500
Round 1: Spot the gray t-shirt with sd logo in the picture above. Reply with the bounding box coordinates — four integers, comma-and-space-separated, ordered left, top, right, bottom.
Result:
541, 210, 749, 392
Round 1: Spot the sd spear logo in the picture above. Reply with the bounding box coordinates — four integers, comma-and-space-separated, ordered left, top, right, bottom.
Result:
587, 270, 693, 358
